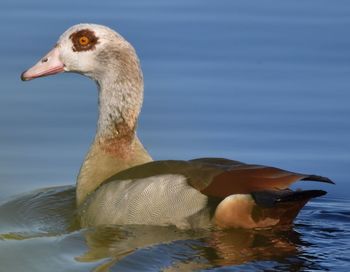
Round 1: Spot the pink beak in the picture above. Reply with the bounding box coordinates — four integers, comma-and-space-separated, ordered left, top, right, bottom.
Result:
21, 46, 65, 81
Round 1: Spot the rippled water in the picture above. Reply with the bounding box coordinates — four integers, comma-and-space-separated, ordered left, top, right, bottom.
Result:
0, 0, 349, 271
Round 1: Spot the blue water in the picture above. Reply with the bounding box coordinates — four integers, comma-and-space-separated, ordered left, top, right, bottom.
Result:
0, 0, 349, 271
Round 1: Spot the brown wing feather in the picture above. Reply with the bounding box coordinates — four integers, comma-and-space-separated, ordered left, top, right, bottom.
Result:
101, 157, 333, 200
200, 165, 306, 198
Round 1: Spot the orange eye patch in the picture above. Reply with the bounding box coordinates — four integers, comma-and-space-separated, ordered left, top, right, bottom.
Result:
79, 36, 90, 46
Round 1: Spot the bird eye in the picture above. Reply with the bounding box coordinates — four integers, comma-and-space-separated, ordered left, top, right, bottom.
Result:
79, 36, 90, 46
70, 29, 99, 52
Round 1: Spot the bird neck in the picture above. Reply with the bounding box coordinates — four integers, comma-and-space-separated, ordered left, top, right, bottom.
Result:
76, 55, 152, 206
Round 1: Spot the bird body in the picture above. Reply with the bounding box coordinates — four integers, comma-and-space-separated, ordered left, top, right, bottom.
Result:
21, 24, 333, 229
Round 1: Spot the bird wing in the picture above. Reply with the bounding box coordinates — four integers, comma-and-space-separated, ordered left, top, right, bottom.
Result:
100, 158, 333, 199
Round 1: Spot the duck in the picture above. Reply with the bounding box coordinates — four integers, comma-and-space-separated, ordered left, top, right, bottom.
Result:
21, 24, 334, 229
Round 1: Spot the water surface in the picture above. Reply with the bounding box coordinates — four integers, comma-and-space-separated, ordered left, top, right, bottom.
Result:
0, 0, 349, 271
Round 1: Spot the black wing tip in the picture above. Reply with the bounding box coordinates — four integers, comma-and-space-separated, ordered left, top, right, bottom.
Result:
252, 189, 327, 208
302, 175, 335, 185
277, 189, 327, 203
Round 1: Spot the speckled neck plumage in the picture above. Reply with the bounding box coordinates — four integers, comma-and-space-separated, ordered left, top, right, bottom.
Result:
76, 42, 152, 205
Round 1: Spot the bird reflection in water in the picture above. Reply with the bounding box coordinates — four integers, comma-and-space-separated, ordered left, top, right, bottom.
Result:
79, 224, 304, 271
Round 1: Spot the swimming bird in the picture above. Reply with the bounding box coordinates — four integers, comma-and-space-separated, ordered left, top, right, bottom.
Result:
21, 24, 333, 229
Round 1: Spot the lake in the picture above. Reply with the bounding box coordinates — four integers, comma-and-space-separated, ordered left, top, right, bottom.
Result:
0, 0, 349, 271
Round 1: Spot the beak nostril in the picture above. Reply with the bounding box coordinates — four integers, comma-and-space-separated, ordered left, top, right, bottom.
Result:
41, 57, 48, 63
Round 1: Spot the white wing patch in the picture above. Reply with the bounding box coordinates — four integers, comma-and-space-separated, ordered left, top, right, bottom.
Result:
79, 174, 209, 229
